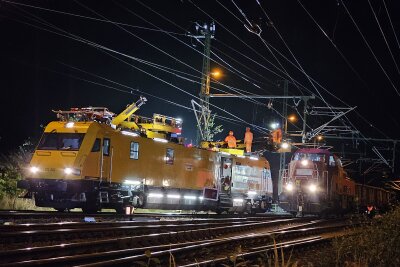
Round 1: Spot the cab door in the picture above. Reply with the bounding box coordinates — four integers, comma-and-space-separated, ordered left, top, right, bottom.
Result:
82, 138, 101, 178
101, 138, 112, 183
220, 157, 233, 194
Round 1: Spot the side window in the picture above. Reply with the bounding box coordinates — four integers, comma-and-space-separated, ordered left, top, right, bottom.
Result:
130, 142, 139, 160
165, 148, 174, 165
103, 138, 110, 156
91, 138, 101, 152
329, 156, 336, 167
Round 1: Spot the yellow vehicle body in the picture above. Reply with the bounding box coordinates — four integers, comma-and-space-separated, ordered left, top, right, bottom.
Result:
19, 101, 273, 213
29, 121, 218, 189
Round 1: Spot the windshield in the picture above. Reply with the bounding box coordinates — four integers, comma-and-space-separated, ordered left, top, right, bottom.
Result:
38, 133, 85, 151
293, 153, 326, 163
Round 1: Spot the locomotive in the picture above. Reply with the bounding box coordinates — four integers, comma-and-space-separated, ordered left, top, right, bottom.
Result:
279, 148, 391, 216
18, 97, 273, 213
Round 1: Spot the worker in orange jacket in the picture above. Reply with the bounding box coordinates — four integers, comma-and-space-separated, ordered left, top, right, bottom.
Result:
225, 130, 237, 148
244, 127, 253, 153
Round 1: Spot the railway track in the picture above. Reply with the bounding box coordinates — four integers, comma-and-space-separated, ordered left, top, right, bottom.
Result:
78, 220, 351, 267
0, 210, 291, 223
1, 217, 294, 246
180, 236, 331, 267
0, 217, 354, 267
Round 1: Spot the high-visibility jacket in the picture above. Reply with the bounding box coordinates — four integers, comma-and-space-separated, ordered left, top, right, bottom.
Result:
244, 131, 253, 152
272, 129, 282, 143
244, 131, 253, 144
225, 135, 237, 148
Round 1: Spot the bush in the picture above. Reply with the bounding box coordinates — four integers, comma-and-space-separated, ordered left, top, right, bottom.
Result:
0, 140, 34, 205
0, 195, 37, 210
319, 206, 400, 267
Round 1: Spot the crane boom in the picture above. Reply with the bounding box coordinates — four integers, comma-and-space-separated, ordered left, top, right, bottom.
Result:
111, 96, 147, 127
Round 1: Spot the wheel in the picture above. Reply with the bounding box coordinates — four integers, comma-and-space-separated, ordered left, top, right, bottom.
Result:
115, 206, 125, 214
82, 193, 100, 213
82, 205, 99, 214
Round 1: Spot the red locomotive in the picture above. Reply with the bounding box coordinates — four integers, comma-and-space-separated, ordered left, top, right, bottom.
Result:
279, 148, 391, 216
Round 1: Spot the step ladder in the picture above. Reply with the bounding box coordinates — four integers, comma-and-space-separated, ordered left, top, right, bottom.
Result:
218, 193, 232, 207
99, 191, 109, 203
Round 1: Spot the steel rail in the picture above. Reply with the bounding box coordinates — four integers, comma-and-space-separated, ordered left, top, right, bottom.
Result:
180, 236, 330, 267
0, 210, 292, 222
0, 218, 312, 266
74, 222, 346, 267
1, 219, 347, 266
0, 216, 266, 232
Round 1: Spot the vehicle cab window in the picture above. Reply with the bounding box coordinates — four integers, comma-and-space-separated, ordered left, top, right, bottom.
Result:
91, 138, 101, 152
103, 138, 110, 156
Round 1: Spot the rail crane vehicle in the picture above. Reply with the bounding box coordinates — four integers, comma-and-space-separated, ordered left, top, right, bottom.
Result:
18, 97, 273, 213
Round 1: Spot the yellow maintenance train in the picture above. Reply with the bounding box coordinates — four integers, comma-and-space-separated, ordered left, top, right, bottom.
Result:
18, 97, 273, 213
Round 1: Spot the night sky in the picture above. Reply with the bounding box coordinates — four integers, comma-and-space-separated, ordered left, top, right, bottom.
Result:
0, 0, 399, 178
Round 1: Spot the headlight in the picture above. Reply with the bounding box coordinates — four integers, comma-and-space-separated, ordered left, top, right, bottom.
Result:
30, 166, 39, 174
309, 184, 317, 192
301, 159, 309, 166
64, 168, 80, 175
286, 183, 293, 191
65, 122, 74, 128
281, 142, 289, 149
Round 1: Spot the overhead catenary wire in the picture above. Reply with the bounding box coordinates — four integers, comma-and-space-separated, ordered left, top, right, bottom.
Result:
188, 0, 345, 122
187, 0, 325, 133
297, 0, 370, 90
0, 33, 251, 132
113, 1, 267, 106
55, 0, 268, 111
4, 0, 268, 109
82, 0, 296, 127
191, 0, 382, 146
341, 0, 400, 97
212, 0, 333, 101
6, 4, 269, 134
3, 1, 396, 149
134, 0, 278, 89
59, 63, 249, 129
128, 0, 280, 100
226, 0, 395, 147
2, 0, 265, 101
247, 0, 396, 142
187, 0, 306, 88
0, 0, 187, 36
130, 0, 304, 121
210, 40, 278, 88
229, 0, 300, 89
367, 0, 400, 75
228, 0, 335, 132
382, 0, 400, 52
254, 0, 321, 98
128, 1, 268, 91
